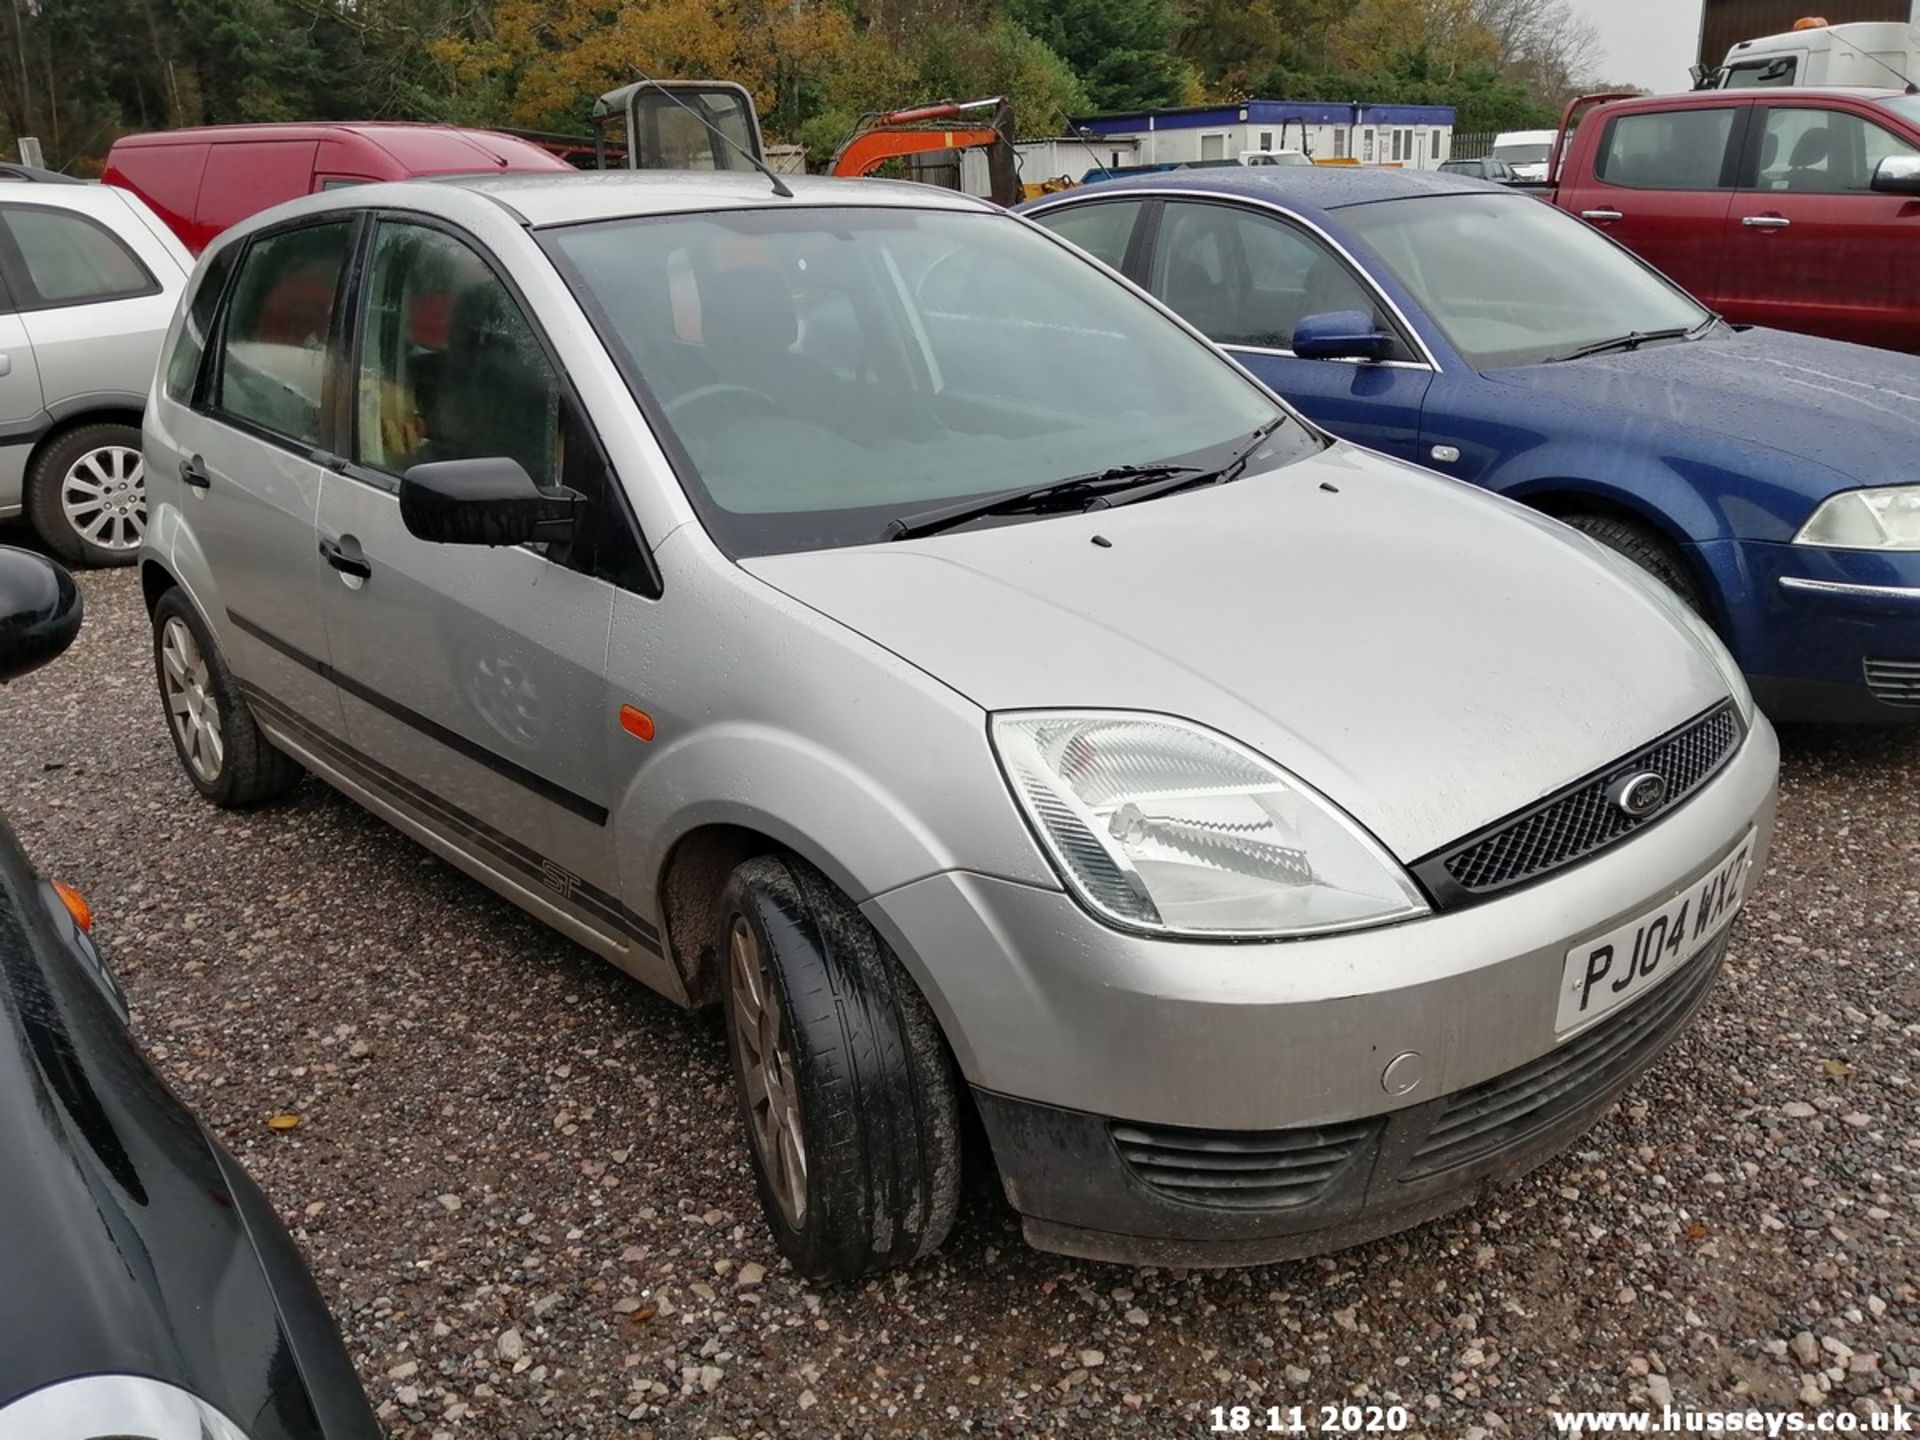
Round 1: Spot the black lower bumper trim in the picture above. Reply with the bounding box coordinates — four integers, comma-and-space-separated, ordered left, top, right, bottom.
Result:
976, 934, 1728, 1267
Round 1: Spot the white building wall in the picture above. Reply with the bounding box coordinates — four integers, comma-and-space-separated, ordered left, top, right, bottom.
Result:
1090, 113, 1453, 170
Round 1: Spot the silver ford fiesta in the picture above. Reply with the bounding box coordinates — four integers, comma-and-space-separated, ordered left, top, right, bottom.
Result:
138, 171, 1778, 1278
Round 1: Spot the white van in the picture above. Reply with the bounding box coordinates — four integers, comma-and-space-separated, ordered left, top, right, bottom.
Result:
1491, 130, 1557, 182
1711, 19, 1920, 89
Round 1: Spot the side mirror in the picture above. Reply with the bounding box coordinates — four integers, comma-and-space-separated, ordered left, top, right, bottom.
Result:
1871, 154, 1920, 197
1292, 310, 1391, 362
398, 458, 583, 548
0, 547, 82, 684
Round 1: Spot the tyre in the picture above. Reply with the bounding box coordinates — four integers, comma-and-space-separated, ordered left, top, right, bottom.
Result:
1562, 512, 1707, 615
151, 589, 300, 807
717, 855, 962, 1281
26, 422, 147, 567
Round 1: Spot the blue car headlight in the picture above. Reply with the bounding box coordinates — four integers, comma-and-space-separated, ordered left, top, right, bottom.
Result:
1794, 486, 1920, 551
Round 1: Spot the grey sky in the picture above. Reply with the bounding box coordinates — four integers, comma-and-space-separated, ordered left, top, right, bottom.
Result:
1571, 0, 1705, 92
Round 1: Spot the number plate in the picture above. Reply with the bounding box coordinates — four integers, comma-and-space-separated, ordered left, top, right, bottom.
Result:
1557, 830, 1754, 1036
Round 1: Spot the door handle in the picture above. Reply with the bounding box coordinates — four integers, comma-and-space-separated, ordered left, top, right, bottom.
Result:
1742, 215, 1791, 229
318, 536, 371, 581
0, 353, 11, 377
180, 455, 211, 490
1580, 209, 1624, 222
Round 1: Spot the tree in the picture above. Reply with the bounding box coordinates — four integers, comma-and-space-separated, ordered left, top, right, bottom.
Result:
1469, 0, 1601, 102
1006, 0, 1187, 112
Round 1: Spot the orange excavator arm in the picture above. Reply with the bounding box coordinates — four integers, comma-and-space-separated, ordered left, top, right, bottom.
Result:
828, 97, 1022, 206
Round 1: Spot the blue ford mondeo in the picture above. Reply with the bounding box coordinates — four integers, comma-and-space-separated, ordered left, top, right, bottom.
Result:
1021, 167, 1920, 722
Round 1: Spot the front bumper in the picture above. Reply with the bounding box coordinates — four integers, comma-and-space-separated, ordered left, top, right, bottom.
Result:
862, 713, 1777, 1263
1696, 538, 1920, 720
975, 930, 1727, 1266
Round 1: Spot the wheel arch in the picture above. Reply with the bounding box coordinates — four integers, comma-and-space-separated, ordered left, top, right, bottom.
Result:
655, 821, 792, 1010
1507, 480, 1729, 630
27, 403, 146, 477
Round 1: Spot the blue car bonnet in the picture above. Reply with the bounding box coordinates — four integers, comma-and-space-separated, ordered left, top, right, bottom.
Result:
1482, 327, 1920, 496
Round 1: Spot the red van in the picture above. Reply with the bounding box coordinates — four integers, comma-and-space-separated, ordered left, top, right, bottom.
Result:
102, 122, 573, 254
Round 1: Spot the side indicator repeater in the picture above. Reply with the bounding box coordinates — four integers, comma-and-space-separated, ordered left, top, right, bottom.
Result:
619, 705, 656, 742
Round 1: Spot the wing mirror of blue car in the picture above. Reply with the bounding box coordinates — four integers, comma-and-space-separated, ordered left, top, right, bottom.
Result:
399, 457, 586, 548
0, 546, 82, 685
1870, 154, 1920, 197
1292, 310, 1392, 362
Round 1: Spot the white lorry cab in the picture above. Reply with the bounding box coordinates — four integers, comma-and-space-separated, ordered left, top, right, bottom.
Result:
1707, 16, 1920, 90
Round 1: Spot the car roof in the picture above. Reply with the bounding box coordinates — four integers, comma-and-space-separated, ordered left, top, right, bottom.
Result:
206, 169, 1006, 254
1052, 164, 1507, 219
439, 170, 1001, 226
1607, 85, 1906, 105
113, 120, 534, 145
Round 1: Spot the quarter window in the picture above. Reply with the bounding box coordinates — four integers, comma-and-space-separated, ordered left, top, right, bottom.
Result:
213, 220, 352, 448
1596, 107, 1738, 190
1031, 201, 1143, 270
1752, 106, 1920, 193
0, 206, 157, 307
164, 246, 238, 403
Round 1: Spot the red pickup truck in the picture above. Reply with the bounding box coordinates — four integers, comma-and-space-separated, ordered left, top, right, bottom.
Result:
1544, 87, 1920, 352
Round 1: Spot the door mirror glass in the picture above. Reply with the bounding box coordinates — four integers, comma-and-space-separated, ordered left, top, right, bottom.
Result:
0, 547, 81, 684
1292, 310, 1391, 361
1871, 153, 1920, 196
398, 458, 582, 548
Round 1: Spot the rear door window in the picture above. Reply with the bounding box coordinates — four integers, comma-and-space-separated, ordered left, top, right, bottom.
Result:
0, 205, 159, 308
212, 220, 353, 448
1596, 108, 1740, 189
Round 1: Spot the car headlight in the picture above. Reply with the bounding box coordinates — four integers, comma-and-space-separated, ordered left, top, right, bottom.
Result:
990, 711, 1428, 938
1794, 486, 1920, 551
1581, 537, 1755, 725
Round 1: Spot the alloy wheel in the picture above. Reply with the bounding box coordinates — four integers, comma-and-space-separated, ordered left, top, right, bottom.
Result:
728, 916, 808, 1228
61, 445, 147, 553
160, 617, 224, 784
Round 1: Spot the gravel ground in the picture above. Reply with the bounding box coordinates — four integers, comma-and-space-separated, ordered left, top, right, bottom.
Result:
2, 563, 1917, 1439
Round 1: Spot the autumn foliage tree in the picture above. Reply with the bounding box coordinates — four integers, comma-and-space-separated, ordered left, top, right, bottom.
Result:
5, 0, 1608, 173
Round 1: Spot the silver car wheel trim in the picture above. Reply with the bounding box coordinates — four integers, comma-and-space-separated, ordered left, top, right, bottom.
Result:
728, 916, 808, 1228
61, 445, 147, 551
161, 617, 225, 784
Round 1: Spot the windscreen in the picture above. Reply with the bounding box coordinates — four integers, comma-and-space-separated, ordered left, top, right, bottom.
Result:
1342, 193, 1708, 370
543, 206, 1306, 556
629, 88, 761, 170
1491, 142, 1551, 164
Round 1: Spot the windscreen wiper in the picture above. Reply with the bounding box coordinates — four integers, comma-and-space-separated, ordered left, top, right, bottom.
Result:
883, 463, 1201, 541
1096, 415, 1290, 511
1548, 320, 1712, 364
882, 416, 1291, 542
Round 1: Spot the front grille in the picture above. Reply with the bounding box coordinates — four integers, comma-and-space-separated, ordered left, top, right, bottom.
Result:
1402, 932, 1726, 1180
1111, 1117, 1376, 1210
1417, 703, 1742, 904
1865, 658, 1920, 708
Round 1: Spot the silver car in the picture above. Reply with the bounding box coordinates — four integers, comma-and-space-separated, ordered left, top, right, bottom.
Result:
139, 173, 1779, 1278
0, 182, 189, 565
